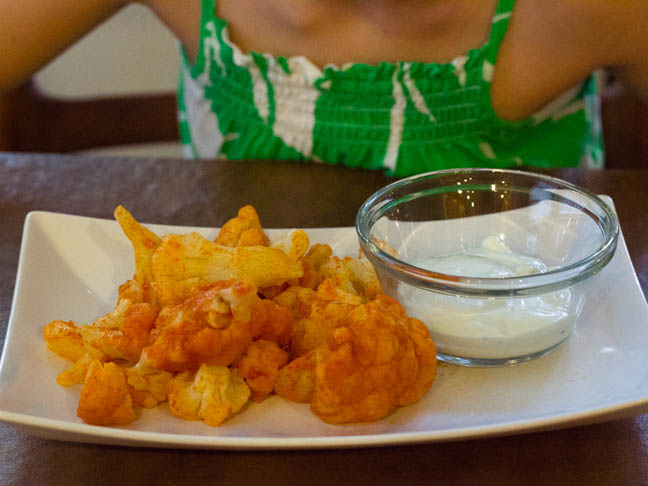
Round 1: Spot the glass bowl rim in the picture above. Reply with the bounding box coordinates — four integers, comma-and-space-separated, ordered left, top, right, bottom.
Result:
355, 168, 619, 295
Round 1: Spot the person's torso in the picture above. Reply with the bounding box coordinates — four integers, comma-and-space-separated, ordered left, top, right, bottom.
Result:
216, 0, 500, 69
178, 0, 604, 176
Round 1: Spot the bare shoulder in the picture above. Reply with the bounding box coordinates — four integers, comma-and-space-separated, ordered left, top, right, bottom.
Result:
510, 0, 639, 53
578, 0, 648, 93
492, 0, 648, 118
511, 0, 648, 85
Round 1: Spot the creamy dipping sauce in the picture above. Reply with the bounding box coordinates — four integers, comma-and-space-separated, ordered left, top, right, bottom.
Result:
400, 237, 576, 361
419, 236, 547, 278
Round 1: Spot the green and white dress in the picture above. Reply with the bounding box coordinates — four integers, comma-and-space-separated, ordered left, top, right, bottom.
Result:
178, 0, 604, 177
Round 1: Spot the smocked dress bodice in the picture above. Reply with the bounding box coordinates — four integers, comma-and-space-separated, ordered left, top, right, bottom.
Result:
178, 0, 604, 177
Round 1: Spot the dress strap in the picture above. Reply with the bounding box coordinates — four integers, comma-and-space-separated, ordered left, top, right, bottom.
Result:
203, 0, 216, 21
485, 0, 515, 64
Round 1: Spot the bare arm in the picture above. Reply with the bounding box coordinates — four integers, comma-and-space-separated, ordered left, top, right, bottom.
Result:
603, 0, 648, 98
0, 0, 129, 93
538, 0, 648, 97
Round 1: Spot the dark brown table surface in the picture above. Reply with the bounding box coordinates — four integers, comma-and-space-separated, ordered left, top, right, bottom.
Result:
1, 153, 648, 485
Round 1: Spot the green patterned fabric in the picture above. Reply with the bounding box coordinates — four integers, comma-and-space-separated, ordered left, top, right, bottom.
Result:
177, 0, 604, 177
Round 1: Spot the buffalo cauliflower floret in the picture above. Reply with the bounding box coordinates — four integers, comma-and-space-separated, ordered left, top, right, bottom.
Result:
44, 298, 157, 386
318, 255, 382, 302
114, 205, 162, 306
77, 360, 135, 426
214, 205, 270, 247
43, 320, 87, 363
43, 320, 109, 386
151, 232, 303, 307
297, 244, 333, 289
309, 294, 437, 424
80, 299, 157, 363
142, 280, 292, 372
141, 281, 260, 372
44, 299, 157, 367
168, 364, 250, 426
56, 352, 105, 387
125, 364, 173, 409
289, 298, 356, 359
236, 340, 289, 402
316, 278, 363, 306
272, 285, 317, 322
270, 229, 310, 261
273, 351, 316, 404
252, 299, 293, 347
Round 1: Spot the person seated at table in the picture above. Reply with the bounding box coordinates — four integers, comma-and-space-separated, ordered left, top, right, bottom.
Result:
1, 0, 647, 177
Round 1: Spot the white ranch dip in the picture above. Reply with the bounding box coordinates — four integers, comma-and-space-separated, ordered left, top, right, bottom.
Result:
400, 237, 575, 360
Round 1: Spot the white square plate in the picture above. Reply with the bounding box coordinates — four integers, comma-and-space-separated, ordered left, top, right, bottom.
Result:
1, 204, 648, 450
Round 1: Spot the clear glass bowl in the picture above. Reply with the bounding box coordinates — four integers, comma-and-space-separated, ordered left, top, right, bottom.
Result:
356, 169, 619, 367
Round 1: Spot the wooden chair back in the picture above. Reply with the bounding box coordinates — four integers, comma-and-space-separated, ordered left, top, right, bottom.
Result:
0, 79, 178, 153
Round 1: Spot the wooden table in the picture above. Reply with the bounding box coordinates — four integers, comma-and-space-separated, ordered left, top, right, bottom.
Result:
1, 153, 648, 485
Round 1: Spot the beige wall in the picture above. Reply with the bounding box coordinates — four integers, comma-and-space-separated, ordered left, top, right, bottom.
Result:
35, 4, 183, 157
